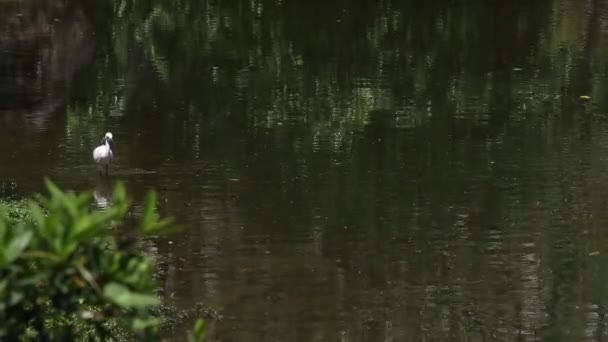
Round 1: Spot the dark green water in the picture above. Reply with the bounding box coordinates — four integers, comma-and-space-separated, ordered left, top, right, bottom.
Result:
3, 0, 608, 340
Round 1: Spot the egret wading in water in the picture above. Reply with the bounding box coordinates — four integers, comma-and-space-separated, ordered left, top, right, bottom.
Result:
93, 132, 114, 176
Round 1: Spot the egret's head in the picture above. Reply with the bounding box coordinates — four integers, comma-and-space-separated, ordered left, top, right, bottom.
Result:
102, 132, 114, 148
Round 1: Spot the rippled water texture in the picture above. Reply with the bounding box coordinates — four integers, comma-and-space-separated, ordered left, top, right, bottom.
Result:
3, 0, 608, 340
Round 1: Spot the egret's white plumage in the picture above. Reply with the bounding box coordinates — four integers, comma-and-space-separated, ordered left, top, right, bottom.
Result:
93, 132, 114, 176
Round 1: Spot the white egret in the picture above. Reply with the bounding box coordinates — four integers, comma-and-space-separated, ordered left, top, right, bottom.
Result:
93, 132, 114, 176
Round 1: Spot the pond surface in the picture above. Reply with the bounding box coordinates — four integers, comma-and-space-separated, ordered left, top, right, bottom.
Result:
3, 0, 608, 340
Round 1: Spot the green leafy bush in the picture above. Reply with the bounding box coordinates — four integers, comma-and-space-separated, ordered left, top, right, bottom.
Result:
0, 179, 204, 341
0, 199, 31, 228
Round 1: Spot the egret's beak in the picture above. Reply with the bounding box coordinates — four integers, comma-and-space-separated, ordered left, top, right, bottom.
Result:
107, 137, 114, 149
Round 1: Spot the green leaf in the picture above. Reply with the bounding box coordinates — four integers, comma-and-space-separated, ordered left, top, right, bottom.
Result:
113, 182, 126, 202
0, 212, 6, 238
75, 193, 93, 208
15, 273, 47, 287
140, 191, 175, 234
144, 217, 175, 235
76, 264, 102, 294
27, 202, 46, 231
4, 230, 32, 263
103, 282, 160, 308
131, 317, 160, 331
43, 178, 62, 199
140, 191, 157, 230
112, 182, 129, 216
188, 319, 206, 342
71, 210, 115, 241
8, 290, 24, 306
44, 178, 78, 218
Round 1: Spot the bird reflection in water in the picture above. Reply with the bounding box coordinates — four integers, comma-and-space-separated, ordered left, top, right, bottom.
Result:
93, 178, 115, 209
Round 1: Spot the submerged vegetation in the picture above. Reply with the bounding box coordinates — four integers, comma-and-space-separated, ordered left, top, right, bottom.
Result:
0, 180, 206, 341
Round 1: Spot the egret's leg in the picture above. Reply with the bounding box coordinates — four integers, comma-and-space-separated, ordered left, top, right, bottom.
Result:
105, 164, 109, 177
